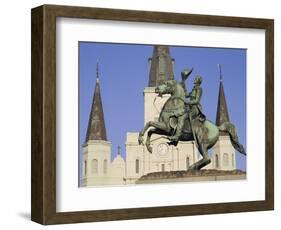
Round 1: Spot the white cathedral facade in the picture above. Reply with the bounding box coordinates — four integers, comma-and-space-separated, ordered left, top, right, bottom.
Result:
81, 46, 236, 187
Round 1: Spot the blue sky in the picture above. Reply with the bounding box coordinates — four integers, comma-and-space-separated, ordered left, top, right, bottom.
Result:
79, 42, 246, 172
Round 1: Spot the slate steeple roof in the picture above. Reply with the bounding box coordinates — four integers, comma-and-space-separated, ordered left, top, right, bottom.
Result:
148, 45, 175, 87
215, 65, 230, 135
85, 61, 107, 142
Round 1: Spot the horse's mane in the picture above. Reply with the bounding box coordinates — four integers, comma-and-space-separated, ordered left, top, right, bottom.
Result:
158, 80, 186, 120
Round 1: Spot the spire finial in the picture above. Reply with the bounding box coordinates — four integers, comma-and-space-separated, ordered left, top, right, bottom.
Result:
96, 59, 99, 82
117, 145, 121, 155
218, 64, 222, 82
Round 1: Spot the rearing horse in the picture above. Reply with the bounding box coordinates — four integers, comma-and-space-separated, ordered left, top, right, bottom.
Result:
138, 79, 246, 170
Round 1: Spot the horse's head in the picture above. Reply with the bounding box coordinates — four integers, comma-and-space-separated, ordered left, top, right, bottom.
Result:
155, 80, 177, 96
155, 80, 185, 98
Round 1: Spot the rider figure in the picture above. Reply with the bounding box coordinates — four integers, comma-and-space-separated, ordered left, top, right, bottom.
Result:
169, 75, 205, 144
185, 75, 205, 122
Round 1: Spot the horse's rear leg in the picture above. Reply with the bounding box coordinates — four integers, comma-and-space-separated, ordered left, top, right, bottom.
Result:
219, 122, 246, 155
168, 114, 187, 145
189, 143, 211, 170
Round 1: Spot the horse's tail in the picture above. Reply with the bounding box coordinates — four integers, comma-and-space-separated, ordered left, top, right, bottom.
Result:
219, 122, 246, 155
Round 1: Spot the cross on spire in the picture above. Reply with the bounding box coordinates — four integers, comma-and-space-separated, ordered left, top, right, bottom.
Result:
218, 64, 223, 82
96, 59, 99, 82
117, 145, 121, 155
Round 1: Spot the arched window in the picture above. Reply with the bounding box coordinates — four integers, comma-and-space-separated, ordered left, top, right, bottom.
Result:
186, 157, 190, 169
84, 160, 87, 176
91, 159, 98, 174
215, 154, 219, 168
161, 164, 165, 172
103, 159, 108, 174
223, 153, 229, 167
136, 159, 140, 174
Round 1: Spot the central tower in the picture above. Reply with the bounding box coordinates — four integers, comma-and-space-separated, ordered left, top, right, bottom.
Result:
144, 45, 175, 124
148, 45, 175, 87
125, 45, 198, 184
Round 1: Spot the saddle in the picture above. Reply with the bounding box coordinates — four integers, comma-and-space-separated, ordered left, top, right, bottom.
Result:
170, 114, 205, 133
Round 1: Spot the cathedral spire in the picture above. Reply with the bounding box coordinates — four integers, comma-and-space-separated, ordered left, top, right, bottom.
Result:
85, 60, 107, 142
216, 64, 230, 134
148, 45, 175, 87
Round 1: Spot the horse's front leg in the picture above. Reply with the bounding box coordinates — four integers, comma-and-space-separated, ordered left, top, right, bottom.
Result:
146, 121, 170, 153
145, 129, 156, 153
139, 121, 170, 152
138, 121, 153, 145
145, 127, 170, 153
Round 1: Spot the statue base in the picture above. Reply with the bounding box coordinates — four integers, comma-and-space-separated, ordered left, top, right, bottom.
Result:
136, 169, 246, 184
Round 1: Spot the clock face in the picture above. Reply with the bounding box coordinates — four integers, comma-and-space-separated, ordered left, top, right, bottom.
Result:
157, 143, 168, 156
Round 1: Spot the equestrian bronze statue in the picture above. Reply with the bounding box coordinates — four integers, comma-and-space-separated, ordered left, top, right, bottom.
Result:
138, 69, 246, 170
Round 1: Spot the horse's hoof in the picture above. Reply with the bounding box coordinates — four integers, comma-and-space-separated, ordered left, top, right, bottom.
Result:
138, 136, 143, 145
205, 158, 211, 165
147, 146, 153, 153
188, 162, 201, 170
168, 140, 178, 146
188, 165, 198, 171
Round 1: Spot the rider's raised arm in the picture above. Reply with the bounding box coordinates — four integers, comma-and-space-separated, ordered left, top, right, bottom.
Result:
185, 92, 191, 98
